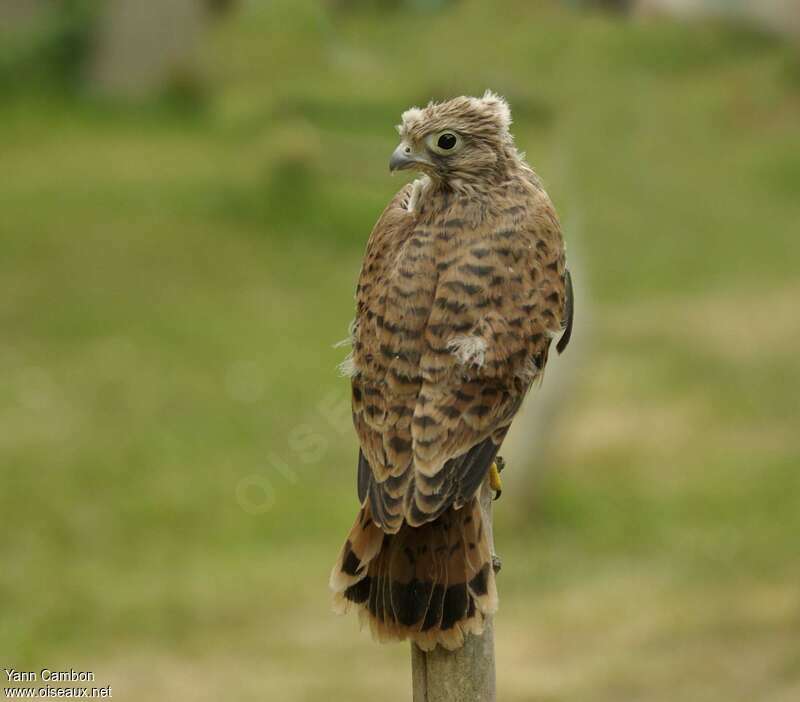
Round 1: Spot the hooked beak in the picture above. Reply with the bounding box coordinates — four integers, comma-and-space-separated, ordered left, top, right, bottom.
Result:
389, 142, 428, 172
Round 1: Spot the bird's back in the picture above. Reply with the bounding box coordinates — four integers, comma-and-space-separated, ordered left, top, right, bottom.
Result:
348, 171, 566, 531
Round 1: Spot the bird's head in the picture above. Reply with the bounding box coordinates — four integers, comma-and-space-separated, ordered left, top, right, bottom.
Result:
390, 91, 515, 188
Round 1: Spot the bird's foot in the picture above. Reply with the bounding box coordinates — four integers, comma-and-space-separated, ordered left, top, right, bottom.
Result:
489, 456, 505, 500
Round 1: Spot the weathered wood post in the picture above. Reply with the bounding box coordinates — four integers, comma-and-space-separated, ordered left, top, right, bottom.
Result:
411, 477, 497, 702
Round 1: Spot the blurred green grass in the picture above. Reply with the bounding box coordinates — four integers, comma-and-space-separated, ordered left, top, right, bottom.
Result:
1, 1, 799, 699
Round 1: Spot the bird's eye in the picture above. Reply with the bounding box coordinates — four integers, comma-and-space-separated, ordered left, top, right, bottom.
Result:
437, 133, 457, 150
427, 130, 462, 155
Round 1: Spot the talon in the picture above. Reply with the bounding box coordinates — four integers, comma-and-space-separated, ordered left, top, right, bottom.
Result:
489, 461, 503, 499
495, 455, 505, 473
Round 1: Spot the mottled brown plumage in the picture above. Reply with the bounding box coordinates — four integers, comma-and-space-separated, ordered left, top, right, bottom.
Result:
330, 92, 572, 650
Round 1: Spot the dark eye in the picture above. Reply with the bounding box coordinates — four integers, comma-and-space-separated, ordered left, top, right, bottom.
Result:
437, 133, 457, 150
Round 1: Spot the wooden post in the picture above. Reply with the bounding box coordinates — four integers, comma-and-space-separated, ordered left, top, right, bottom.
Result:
411, 478, 497, 702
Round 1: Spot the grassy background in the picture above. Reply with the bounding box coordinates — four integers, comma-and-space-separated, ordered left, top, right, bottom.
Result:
1, 1, 799, 699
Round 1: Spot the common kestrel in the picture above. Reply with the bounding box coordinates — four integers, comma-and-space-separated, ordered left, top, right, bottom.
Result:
330, 92, 573, 651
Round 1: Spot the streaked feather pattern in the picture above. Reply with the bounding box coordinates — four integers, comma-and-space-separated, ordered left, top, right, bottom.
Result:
331, 92, 570, 649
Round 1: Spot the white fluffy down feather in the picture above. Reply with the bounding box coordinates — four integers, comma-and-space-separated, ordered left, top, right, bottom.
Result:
447, 335, 488, 368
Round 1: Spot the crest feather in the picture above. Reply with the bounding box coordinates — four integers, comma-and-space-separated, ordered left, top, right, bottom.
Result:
480, 90, 512, 130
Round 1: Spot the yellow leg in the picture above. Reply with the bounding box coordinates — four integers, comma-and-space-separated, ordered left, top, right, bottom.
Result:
489, 461, 503, 498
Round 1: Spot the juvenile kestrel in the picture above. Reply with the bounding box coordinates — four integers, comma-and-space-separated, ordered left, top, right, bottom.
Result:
330, 92, 573, 651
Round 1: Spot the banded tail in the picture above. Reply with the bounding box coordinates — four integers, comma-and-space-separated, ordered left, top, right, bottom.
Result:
329, 498, 498, 651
